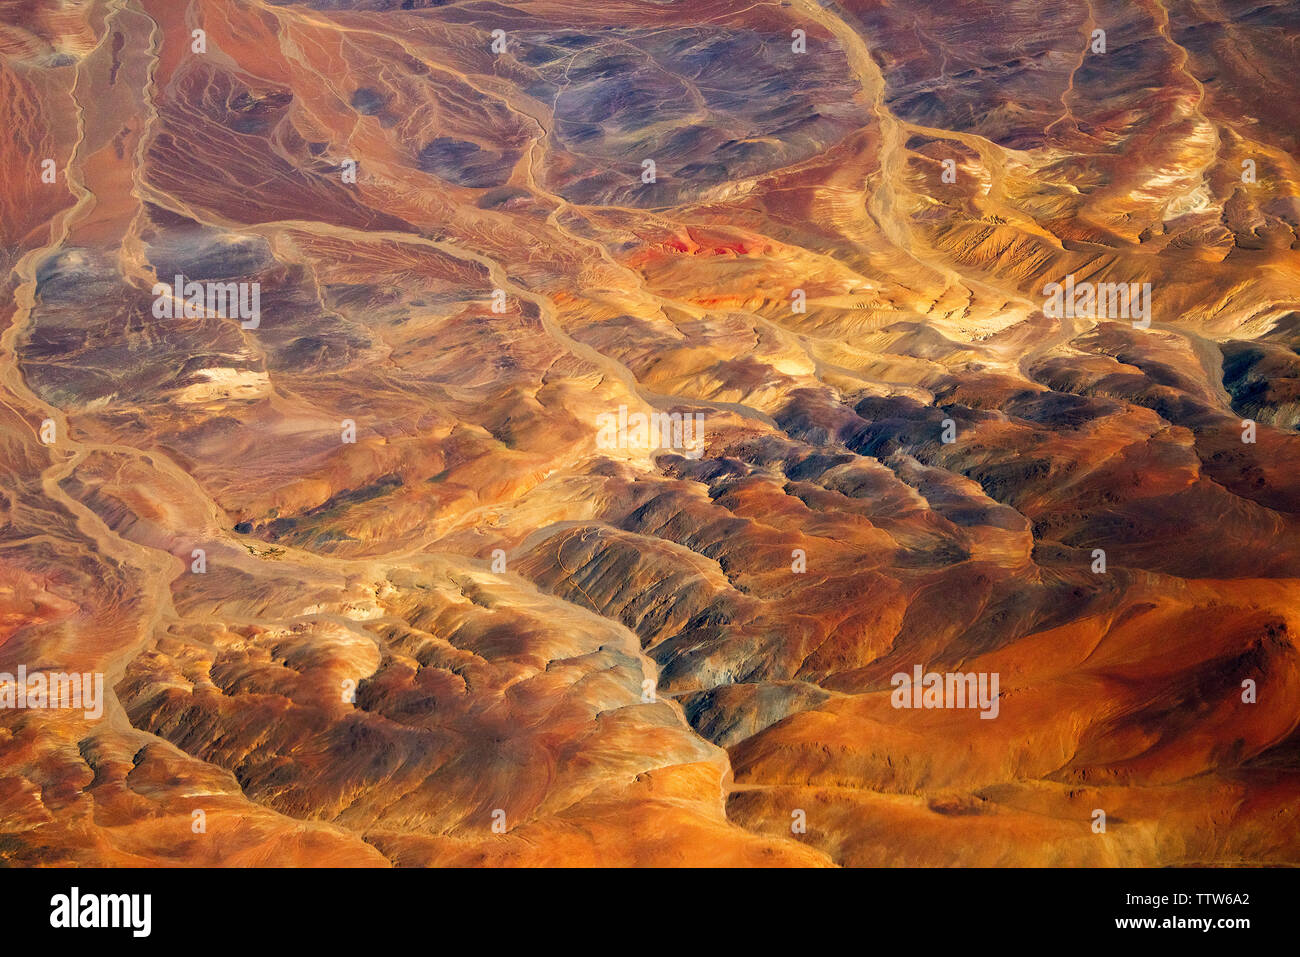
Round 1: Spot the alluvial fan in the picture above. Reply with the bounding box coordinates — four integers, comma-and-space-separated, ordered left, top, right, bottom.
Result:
0, 0, 1297, 867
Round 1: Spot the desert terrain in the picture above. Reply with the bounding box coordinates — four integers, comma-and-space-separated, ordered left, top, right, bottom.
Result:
0, 0, 1298, 866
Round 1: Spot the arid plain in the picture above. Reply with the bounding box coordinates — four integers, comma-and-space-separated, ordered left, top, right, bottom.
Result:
1, 0, 1298, 866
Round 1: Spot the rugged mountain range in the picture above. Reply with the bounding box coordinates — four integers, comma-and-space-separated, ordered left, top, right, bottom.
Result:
0, 0, 1297, 866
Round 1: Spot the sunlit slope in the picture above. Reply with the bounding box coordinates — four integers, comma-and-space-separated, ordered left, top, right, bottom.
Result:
0, 0, 1296, 866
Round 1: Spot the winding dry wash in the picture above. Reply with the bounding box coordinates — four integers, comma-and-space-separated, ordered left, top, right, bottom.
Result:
1, 0, 1298, 867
